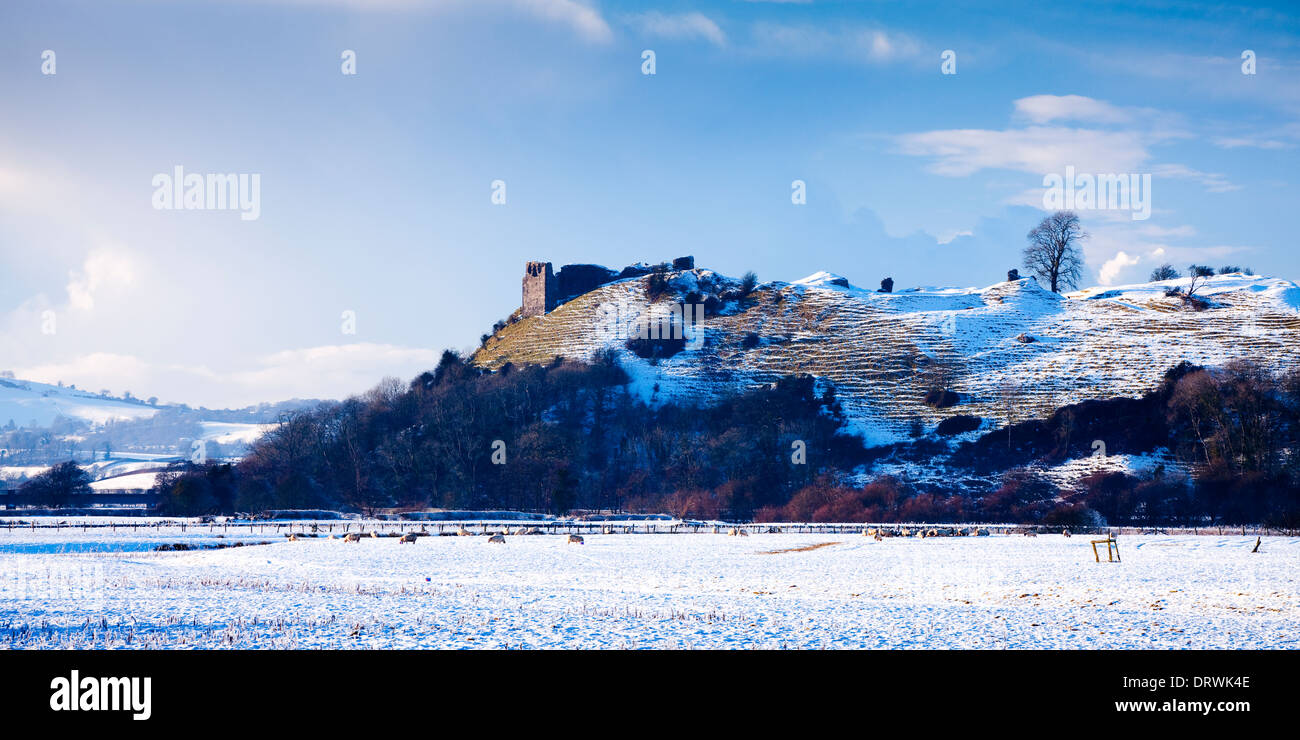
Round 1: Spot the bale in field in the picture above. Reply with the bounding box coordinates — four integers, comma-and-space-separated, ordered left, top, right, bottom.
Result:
487, 534, 506, 544
566, 533, 584, 545
342, 532, 362, 543
398, 533, 417, 544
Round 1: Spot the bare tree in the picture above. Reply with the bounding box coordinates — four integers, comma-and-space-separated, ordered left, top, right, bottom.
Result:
1023, 211, 1086, 293
1149, 263, 1180, 282
1186, 264, 1215, 297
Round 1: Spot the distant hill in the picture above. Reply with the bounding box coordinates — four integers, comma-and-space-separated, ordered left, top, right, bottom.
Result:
0, 377, 159, 428
0, 377, 319, 472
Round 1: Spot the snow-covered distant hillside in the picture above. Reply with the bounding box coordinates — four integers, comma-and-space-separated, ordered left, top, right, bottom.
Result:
475, 267, 1300, 448
0, 377, 159, 428
198, 421, 276, 445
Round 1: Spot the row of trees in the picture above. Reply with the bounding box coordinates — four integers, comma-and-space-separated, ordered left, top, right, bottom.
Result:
1150, 264, 1252, 282
149, 350, 860, 519
134, 353, 1300, 528
1022, 211, 1251, 296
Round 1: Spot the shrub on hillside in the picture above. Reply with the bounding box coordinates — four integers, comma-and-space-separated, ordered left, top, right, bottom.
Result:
739, 271, 758, 297
645, 266, 671, 302
924, 389, 960, 408
936, 415, 981, 436
625, 330, 687, 361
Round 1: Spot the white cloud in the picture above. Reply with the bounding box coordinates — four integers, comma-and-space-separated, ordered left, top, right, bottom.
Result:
1090, 52, 1300, 117
247, 0, 613, 43
897, 126, 1150, 177
515, 0, 612, 43
937, 230, 973, 244
65, 248, 136, 312
1213, 136, 1289, 150
630, 11, 725, 46
1081, 219, 1250, 288
1013, 95, 1133, 125
749, 22, 922, 64
1138, 224, 1196, 239
1151, 163, 1240, 193
1098, 250, 1140, 285
897, 96, 1237, 193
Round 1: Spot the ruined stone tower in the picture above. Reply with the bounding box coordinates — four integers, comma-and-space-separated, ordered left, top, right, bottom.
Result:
522, 261, 556, 317
522, 256, 695, 317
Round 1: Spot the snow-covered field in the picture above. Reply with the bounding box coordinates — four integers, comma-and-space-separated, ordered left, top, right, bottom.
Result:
1, 524, 1296, 649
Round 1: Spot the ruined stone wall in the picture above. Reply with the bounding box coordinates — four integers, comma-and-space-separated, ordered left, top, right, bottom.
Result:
555, 264, 619, 302
522, 256, 695, 316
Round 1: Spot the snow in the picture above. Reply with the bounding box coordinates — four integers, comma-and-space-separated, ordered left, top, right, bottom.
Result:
89, 472, 159, 491
198, 421, 274, 445
1037, 449, 1183, 487
792, 271, 855, 289
0, 378, 159, 428
478, 268, 1300, 476
3, 456, 179, 491
1, 522, 1295, 648
1068, 273, 1300, 309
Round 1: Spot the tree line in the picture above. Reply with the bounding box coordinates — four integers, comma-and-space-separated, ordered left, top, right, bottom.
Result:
148, 350, 859, 519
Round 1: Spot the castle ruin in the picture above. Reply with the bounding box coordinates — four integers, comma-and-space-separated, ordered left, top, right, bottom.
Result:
521, 256, 695, 317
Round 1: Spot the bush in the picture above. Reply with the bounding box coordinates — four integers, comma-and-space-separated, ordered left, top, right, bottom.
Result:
739, 271, 758, 297
924, 389, 960, 408
625, 330, 687, 361
645, 266, 671, 302
936, 415, 981, 436
1149, 264, 1180, 281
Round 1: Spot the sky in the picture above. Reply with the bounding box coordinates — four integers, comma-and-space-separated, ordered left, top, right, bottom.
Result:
1, 0, 1297, 408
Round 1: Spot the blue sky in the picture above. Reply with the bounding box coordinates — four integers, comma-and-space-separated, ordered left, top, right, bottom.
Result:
1, 0, 1297, 407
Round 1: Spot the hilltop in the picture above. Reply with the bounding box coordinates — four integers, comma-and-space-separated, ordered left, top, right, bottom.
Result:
474, 263, 1300, 449
0, 377, 160, 429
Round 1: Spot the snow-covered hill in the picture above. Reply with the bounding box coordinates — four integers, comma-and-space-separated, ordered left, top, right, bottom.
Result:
474, 267, 1300, 448
0, 377, 160, 428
